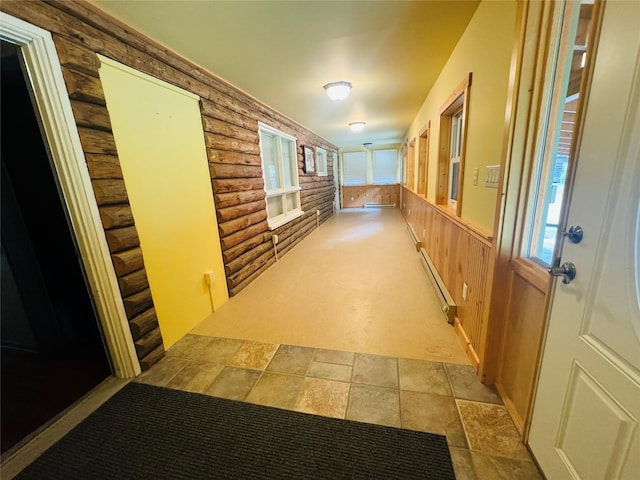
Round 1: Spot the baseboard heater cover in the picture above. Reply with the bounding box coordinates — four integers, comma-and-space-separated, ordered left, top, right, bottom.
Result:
364, 203, 396, 208
419, 247, 456, 324
406, 223, 422, 252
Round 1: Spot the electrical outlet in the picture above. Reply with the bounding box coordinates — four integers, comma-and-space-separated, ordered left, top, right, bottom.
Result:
204, 271, 215, 285
316, 209, 320, 216
462, 282, 468, 301
273, 234, 279, 244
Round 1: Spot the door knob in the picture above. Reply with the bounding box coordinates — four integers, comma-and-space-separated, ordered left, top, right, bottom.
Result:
548, 262, 576, 284
563, 225, 583, 244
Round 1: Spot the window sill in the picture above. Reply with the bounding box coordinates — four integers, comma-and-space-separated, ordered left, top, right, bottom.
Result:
267, 209, 305, 230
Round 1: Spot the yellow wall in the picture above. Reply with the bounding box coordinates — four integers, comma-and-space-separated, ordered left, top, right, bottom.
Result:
98, 57, 229, 349
404, 0, 516, 233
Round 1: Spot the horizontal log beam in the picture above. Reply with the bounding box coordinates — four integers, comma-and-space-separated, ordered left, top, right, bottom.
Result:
207, 149, 262, 167
200, 99, 257, 131
61, 68, 105, 105
111, 247, 144, 276
214, 190, 265, 209
216, 200, 266, 223
70, 100, 111, 131
85, 154, 123, 179
105, 226, 140, 253
201, 116, 258, 143
209, 162, 263, 179
53, 34, 100, 76
212, 177, 264, 194
220, 221, 268, 251
134, 327, 162, 358
218, 210, 267, 237
78, 127, 117, 155
128, 307, 158, 340
140, 343, 164, 371
92, 179, 128, 205
99, 204, 134, 229
225, 241, 272, 276
221, 233, 267, 264
117, 268, 148, 298
204, 133, 260, 154
123, 287, 153, 319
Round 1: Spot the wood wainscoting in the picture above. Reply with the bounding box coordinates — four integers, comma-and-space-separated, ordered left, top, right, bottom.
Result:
401, 188, 493, 369
342, 185, 400, 208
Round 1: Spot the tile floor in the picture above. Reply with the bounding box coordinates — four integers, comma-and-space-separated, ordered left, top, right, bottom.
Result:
136, 334, 543, 480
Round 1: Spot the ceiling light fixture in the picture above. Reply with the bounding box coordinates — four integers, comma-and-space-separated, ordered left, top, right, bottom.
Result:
363, 142, 373, 149
349, 121, 366, 132
323, 81, 352, 101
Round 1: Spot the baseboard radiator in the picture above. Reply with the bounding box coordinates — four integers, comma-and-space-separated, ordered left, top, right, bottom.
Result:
406, 223, 422, 252
364, 203, 396, 208
419, 247, 456, 324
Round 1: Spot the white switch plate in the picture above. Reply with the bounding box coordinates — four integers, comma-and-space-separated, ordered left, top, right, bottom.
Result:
485, 165, 500, 188
462, 282, 468, 300
472, 168, 478, 186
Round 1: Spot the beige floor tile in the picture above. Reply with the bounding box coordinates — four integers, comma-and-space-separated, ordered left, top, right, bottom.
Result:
400, 390, 467, 448
449, 447, 478, 480
294, 378, 350, 418
307, 361, 352, 382
346, 384, 400, 427
245, 372, 305, 409
457, 400, 531, 460
134, 357, 190, 387
445, 364, 502, 404
398, 358, 451, 396
352, 353, 398, 388
471, 451, 543, 480
266, 345, 315, 375
205, 366, 261, 401
165, 334, 214, 359
229, 341, 279, 370
314, 349, 355, 365
195, 337, 244, 364
165, 361, 224, 394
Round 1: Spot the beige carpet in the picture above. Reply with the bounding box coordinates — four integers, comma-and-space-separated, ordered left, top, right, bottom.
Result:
193, 208, 469, 365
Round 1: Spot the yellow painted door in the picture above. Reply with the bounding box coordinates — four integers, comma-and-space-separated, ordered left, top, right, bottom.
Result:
98, 57, 229, 349
528, 1, 640, 478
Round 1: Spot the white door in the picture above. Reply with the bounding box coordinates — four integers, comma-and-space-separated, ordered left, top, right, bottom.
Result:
528, 1, 640, 479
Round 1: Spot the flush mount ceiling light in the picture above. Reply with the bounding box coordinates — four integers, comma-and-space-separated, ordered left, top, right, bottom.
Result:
349, 121, 366, 132
323, 81, 352, 101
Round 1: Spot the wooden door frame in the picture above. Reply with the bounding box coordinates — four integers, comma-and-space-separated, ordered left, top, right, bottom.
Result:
0, 12, 140, 378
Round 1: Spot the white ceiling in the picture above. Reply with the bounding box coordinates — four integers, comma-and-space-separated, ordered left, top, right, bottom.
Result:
91, 0, 480, 149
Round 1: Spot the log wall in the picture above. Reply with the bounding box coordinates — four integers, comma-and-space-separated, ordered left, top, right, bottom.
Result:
2, 0, 337, 368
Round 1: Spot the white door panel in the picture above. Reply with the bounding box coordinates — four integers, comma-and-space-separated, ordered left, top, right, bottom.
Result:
529, 0, 640, 478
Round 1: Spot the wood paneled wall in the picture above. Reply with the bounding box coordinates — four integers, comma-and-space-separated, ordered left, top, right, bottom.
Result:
401, 188, 493, 367
1, 0, 336, 367
342, 185, 400, 208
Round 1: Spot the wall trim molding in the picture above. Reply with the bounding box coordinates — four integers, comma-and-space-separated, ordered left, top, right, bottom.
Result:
0, 12, 140, 378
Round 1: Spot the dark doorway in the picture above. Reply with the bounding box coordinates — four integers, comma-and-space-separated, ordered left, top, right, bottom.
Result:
1, 40, 111, 455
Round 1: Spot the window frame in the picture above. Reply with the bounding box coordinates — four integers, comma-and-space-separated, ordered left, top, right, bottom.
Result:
316, 147, 328, 177
372, 148, 400, 185
258, 122, 303, 230
437, 73, 472, 217
341, 150, 367, 186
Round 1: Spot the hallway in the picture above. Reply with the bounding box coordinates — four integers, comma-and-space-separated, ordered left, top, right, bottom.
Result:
193, 208, 469, 364
143, 208, 542, 479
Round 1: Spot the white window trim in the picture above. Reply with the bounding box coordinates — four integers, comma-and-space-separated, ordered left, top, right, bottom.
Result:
258, 122, 304, 230
316, 147, 328, 177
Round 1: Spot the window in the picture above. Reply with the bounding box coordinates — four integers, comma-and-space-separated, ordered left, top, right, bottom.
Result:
449, 109, 463, 206
524, 1, 594, 265
316, 147, 328, 177
417, 122, 430, 196
342, 151, 367, 185
259, 123, 302, 229
372, 149, 399, 184
437, 73, 471, 216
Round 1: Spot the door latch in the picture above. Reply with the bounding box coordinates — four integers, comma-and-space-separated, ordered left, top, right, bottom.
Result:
548, 262, 576, 284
